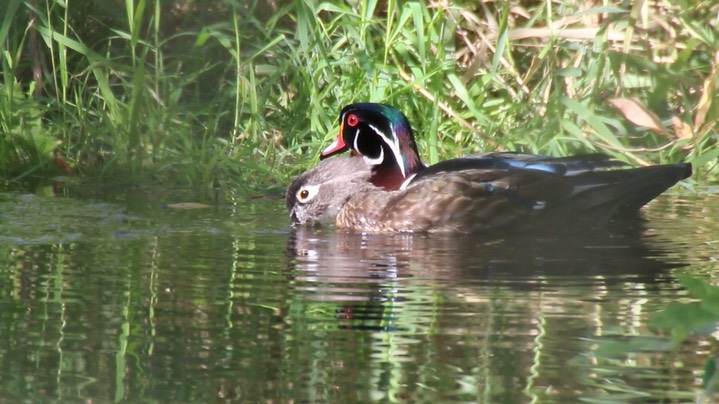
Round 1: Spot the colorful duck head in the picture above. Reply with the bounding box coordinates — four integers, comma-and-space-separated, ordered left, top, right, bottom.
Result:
321, 103, 425, 190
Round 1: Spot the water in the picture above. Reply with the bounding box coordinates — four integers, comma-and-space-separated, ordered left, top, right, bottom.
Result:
0, 185, 717, 402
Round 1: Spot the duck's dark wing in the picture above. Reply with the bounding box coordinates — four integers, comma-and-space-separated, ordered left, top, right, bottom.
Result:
413, 152, 626, 181
398, 162, 691, 232
472, 152, 628, 174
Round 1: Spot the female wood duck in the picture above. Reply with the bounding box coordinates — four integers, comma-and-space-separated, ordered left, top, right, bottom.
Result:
286, 156, 691, 233
321, 103, 678, 192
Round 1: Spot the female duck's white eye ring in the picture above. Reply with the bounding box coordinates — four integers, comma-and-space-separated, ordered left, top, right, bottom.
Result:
296, 185, 320, 204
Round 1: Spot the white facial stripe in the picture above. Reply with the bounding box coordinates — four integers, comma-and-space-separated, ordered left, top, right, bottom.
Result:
297, 184, 321, 203
352, 128, 361, 152
363, 148, 384, 166
399, 173, 416, 190
368, 123, 405, 177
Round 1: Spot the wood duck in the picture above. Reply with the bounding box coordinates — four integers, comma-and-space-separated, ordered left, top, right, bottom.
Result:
321, 103, 677, 192
286, 156, 691, 234
321, 103, 424, 190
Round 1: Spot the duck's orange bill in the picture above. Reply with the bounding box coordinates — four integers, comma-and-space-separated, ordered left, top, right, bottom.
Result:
320, 123, 349, 159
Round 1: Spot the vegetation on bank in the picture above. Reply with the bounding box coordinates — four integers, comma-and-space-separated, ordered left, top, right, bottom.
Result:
1, 0, 718, 189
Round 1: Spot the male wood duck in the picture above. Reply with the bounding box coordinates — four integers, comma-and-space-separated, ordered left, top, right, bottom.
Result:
321, 103, 681, 192
321, 103, 425, 190
286, 156, 691, 233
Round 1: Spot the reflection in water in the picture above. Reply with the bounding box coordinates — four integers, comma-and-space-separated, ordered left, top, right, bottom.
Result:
0, 190, 715, 402
285, 223, 689, 401
288, 219, 680, 276
287, 221, 679, 292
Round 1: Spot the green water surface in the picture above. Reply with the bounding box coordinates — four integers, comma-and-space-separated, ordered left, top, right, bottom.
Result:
0, 185, 716, 402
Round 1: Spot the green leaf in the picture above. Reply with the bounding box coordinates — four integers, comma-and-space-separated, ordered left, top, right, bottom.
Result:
649, 303, 719, 344
447, 74, 490, 126
0, 0, 22, 48
705, 356, 719, 391
409, 2, 425, 62
594, 336, 675, 357
679, 275, 719, 301
561, 97, 622, 148
691, 145, 719, 169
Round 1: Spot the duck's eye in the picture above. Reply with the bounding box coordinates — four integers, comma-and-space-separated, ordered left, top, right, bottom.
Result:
346, 113, 359, 127
296, 185, 320, 204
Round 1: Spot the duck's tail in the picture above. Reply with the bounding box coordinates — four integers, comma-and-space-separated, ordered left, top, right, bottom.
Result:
561, 162, 692, 222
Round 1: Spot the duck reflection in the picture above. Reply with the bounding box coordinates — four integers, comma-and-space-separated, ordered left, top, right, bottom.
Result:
286, 222, 682, 331
287, 223, 678, 282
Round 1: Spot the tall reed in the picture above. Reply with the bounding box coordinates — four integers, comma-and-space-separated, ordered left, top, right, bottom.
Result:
0, 0, 716, 186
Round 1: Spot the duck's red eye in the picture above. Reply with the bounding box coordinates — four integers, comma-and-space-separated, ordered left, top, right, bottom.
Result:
346, 113, 359, 127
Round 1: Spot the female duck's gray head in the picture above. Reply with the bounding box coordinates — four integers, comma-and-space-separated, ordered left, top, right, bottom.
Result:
286, 157, 374, 226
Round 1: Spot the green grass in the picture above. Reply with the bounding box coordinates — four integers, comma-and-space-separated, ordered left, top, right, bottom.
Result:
1, 0, 717, 189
